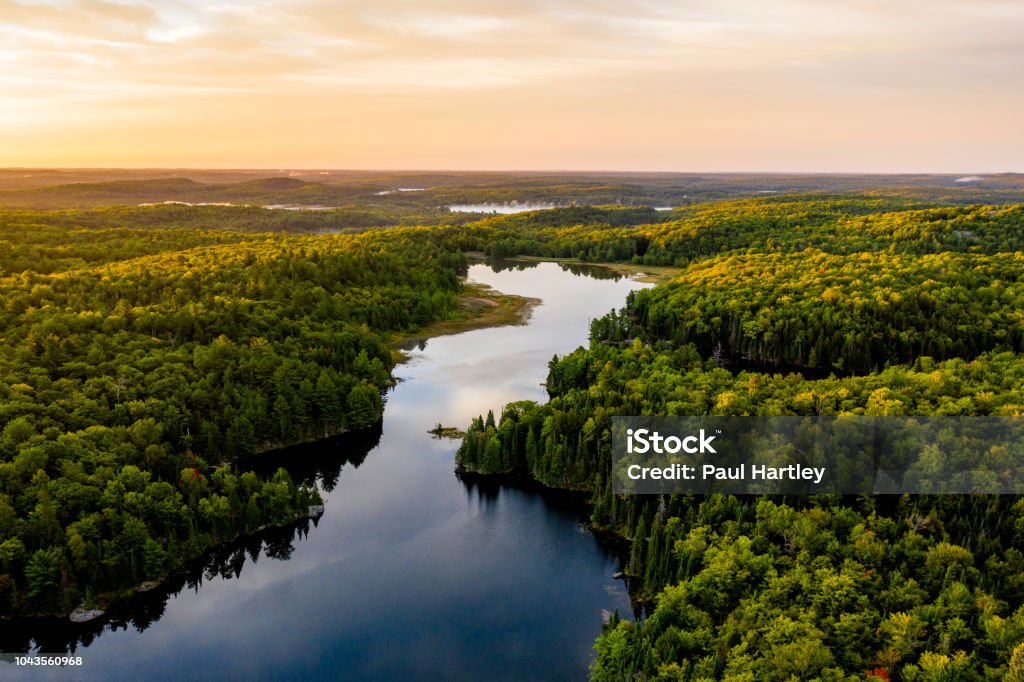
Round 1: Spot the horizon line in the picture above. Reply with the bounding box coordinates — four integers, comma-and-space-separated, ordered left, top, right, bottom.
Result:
2, 167, 1023, 177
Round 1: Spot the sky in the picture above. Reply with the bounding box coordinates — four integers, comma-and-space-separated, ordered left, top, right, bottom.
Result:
1, 0, 1023, 172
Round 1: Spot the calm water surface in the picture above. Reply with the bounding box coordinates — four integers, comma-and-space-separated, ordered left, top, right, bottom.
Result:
3, 261, 650, 681
448, 203, 561, 214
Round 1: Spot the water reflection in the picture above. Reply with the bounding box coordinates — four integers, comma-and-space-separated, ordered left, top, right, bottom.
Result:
1, 259, 649, 681
247, 422, 382, 491
448, 203, 560, 214
0, 522, 316, 657
486, 257, 627, 281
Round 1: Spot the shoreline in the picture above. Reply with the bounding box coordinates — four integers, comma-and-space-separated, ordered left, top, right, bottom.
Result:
16, 276, 536, 623
13, 260, 601, 623
2, 507, 321, 624
502, 255, 681, 283
390, 280, 540, 363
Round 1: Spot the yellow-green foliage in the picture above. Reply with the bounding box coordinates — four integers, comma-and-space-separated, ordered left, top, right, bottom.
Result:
455, 195, 1024, 680
0, 221, 464, 615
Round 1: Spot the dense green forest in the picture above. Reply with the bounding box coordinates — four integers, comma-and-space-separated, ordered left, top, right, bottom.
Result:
0, 217, 466, 616
5, 178, 1024, 678
457, 196, 1024, 679
471, 201, 1024, 263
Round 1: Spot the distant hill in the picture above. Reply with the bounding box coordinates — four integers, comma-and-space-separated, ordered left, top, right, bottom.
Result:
1, 170, 1024, 210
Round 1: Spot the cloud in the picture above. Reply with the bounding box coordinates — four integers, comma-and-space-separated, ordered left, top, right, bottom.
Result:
5, 0, 1023, 93
1, 0, 1022, 169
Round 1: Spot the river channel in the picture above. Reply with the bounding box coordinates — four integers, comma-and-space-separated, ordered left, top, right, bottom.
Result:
2, 260, 651, 681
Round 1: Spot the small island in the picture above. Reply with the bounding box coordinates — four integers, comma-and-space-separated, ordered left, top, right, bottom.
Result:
428, 424, 466, 439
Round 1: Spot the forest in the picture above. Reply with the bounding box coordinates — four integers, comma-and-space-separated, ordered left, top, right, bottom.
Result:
456, 195, 1024, 680
4, 175, 1024, 678
0, 215, 466, 616
4, 170, 1024, 211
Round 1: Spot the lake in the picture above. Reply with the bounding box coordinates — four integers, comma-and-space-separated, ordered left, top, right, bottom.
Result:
448, 203, 560, 214
1, 261, 650, 681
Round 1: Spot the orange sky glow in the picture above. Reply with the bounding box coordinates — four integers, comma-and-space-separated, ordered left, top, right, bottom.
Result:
2, 0, 1023, 172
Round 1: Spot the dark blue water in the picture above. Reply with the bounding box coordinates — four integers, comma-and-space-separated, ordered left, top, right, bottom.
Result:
2, 262, 650, 681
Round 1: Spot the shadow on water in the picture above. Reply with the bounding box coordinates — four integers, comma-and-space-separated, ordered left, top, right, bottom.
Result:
457, 467, 591, 509
0, 424, 383, 655
456, 469, 639, 615
244, 421, 383, 491
0, 420, 638, 656
0, 521, 317, 656
2, 260, 648, 678
485, 257, 628, 281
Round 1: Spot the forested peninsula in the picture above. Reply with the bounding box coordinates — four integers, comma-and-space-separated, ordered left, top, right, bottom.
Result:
0, 218, 470, 616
